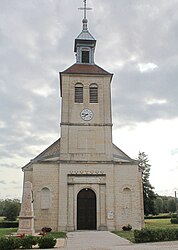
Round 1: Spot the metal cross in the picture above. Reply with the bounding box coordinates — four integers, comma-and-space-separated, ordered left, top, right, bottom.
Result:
78, 0, 92, 19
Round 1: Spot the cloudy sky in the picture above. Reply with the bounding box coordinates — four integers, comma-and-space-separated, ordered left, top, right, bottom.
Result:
0, 0, 178, 199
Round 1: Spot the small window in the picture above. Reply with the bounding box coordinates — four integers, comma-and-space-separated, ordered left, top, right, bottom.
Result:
75, 83, 83, 103
90, 83, 98, 103
41, 187, 51, 210
82, 51, 89, 63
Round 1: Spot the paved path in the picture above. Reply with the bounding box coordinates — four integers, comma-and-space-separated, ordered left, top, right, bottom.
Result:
65, 231, 131, 249
58, 231, 178, 250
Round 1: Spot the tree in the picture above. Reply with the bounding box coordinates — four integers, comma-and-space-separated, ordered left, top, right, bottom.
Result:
168, 198, 176, 213
0, 200, 4, 216
2, 199, 21, 221
154, 197, 163, 214
138, 152, 156, 215
162, 196, 169, 213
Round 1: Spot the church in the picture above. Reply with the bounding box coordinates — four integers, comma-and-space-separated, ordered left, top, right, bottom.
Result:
21, 1, 144, 232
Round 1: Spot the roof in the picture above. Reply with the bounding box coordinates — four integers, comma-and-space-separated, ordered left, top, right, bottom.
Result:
76, 29, 95, 41
74, 29, 96, 52
61, 63, 113, 76
112, 143, 138, 164
22, 139, 60, 171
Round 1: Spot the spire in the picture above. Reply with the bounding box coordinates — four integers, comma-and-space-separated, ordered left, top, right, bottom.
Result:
75, 0, 96, 64
78, 0, 92, 31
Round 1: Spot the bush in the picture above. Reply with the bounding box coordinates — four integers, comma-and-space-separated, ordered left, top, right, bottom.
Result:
0, 237, 14, 250
171, 213, 178, 218
171, 218, 178, 224
145, 214, 172, 219
0, 235, 56, 249
0, 221, 18, 228
13, 238, 22, 249
134, 228, 178, 243
0, 237, 22, 250
20, 235, 38, 249
38, 236, 56, 249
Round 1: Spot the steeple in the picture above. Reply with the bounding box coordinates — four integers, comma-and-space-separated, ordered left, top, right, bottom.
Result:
74, 0, 96, 64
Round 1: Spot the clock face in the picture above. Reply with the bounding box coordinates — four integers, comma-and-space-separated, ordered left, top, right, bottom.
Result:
81, 108, 93, 121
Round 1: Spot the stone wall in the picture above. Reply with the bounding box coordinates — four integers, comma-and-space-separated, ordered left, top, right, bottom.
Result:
32, 163, 59, 231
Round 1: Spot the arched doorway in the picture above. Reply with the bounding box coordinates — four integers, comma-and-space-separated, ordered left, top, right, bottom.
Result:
77, 188, 96, 230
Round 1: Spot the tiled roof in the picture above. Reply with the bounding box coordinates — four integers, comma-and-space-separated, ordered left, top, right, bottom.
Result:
61, 63, 112, 76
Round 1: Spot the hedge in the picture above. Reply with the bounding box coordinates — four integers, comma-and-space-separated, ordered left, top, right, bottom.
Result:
0, 221, 18, 228
134, 228, 178, 243
144, 214, 173, 219
38, 236, 56, 249
0, 235, 56, 249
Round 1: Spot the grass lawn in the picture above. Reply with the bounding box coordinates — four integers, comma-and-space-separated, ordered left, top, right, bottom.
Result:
114, 218, 178, 242
47, 231, 66, 238
0, 228, 18, 237
113, 230, 135, 242
145, 218, 178, 229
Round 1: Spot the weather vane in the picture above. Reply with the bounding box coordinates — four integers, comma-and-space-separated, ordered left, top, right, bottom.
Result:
78, 0, 92, 20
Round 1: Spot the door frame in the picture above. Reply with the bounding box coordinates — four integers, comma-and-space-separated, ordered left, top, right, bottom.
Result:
67, 175, 107, 231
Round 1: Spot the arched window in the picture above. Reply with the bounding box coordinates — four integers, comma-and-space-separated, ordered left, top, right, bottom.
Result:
75, 83, 83, 103
40, 187, 51, 210
123, 187, 132, 217
90, 83, 98, 103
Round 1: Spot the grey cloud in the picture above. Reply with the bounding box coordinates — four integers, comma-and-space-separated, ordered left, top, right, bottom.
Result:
112, 61, 178, 126
10, 181, 19, 185
0, 163, 20, 169
0, 180, 6, 185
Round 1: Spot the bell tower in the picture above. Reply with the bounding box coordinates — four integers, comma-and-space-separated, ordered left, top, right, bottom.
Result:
74, 0, 96, 64
59, 0, 113, 162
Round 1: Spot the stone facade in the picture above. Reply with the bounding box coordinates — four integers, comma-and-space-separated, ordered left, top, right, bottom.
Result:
21, 5, 144, 232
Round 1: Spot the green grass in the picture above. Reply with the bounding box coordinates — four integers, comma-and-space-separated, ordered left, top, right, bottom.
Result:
0, 228, 17, 237
145, 218, 178, 229
113, 230, 135, 242
47, 231, 66, 238
114, 218, 178, 242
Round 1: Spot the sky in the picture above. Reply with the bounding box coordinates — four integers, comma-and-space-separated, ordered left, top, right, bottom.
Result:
0, 0, 178, 200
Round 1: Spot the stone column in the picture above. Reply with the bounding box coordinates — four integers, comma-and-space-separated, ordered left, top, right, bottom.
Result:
98, 184, 107, 230
18, 181, 35, 235
67, 184, 74, 231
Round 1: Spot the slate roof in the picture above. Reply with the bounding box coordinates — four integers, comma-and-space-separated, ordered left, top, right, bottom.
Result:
76, 29, 95, 41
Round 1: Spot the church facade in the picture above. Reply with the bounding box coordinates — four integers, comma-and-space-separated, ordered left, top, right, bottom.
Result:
22, 2, 144, 232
